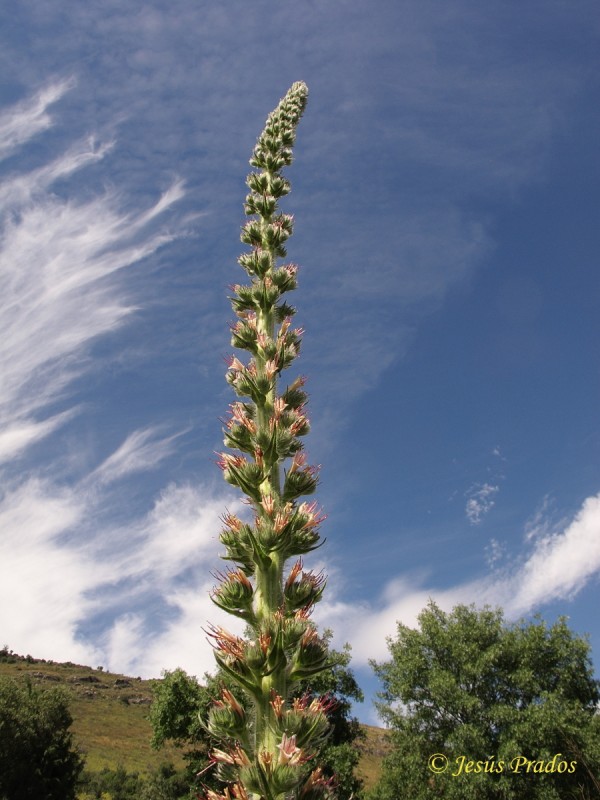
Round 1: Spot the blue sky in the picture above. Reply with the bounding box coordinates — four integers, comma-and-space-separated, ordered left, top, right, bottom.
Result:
0, 0, 599, 724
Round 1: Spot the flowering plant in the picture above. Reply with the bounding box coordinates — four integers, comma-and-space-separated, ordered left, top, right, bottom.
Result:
204, 83, 335, 800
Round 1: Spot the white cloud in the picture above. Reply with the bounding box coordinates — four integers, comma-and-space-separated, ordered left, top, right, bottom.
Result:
105, 482, 241, 589
93, 481, 247, 678
90, 427, 182, 486
104, 613, 147, 676
0, 82, 243, 683
0, 185, 180, 419
0, 83, 184, 458
0, 77, 75, 160
0, 411, 75, 464
0, 136, 114, 210
0, 459, 243, 674
321, 578, 469, 667
0, 83, 193, 668
504, 493, 600, 614
523, 494, 568, 543
484, 537, 505, 568
465, 482, 499, 525
0, 477, 102, 663
104, 585, 244, 680
326, 491, 600, 668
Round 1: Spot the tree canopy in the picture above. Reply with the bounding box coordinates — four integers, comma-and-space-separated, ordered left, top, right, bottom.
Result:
369, 602, 600, 800
0, 677, 84, 800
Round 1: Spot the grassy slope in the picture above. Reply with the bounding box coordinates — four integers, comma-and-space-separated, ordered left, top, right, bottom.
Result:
356, 725, 392, 790
0, 653, 183, 774
0, 653, 390, 790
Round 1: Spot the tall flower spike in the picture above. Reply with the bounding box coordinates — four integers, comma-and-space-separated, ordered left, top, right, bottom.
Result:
203, 82, 335, 800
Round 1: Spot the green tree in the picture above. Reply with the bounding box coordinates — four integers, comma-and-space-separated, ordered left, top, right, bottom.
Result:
150, 637, 365, 799
139, 763, 194, 800
77, 765, 143, 800
78, 763, 193, 800
150, 667, 215, 792
0, 677, 84, 800
369, 602, 600, 800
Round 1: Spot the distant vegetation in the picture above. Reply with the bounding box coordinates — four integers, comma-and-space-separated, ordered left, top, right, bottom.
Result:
0, 647, 387, 799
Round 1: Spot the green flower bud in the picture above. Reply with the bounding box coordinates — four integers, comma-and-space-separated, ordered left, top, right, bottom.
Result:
211, 568, 254, 619
282, 466, 318, 502
289, 627, 329, 681
244, 192, 277, 218
238, 249, 272, 277
284, 563, 326, 612
275, 301, 297, 321
240, 219, 263, 247
269, 763, 301, 794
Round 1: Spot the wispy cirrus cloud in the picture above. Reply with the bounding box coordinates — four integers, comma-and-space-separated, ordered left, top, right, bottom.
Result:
90, 427, 183, 486
0, 135, 114, 209
0, 77, 76, 160
0, 82, 185, 459
0, 411, 75, 465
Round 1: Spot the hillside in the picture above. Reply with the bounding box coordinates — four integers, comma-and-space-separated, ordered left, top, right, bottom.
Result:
0, 649, 389, 790
0, 648, 185, 774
